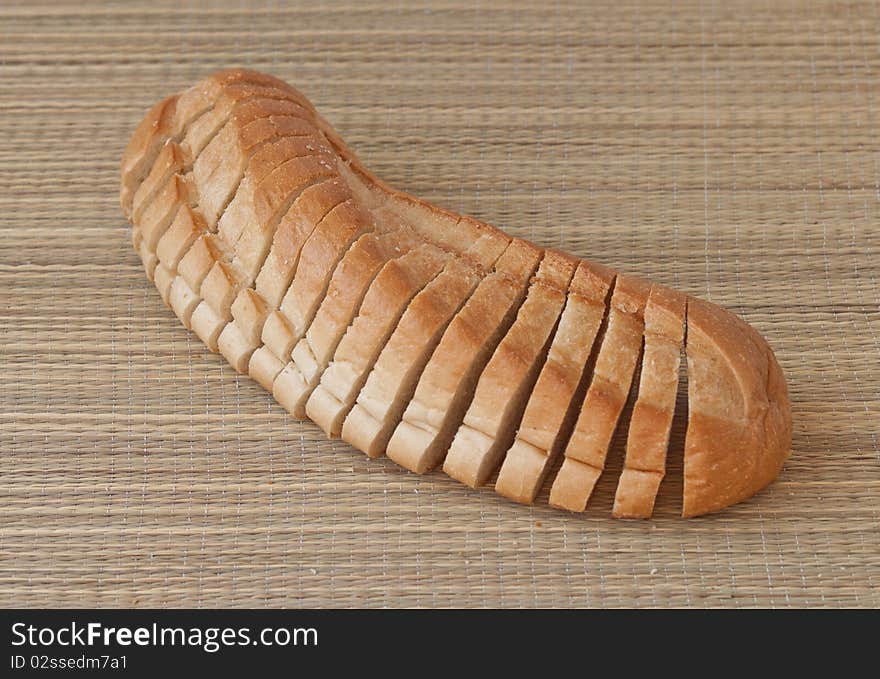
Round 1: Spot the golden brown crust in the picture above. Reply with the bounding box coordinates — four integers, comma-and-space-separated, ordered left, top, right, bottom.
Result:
306, 244, 450, 436
495, 260, 614, 505
386, 239, 541, 474
122, 68, 792, 518
278, 228, 421, 405
612, 285, 686, 518
120, 95, 179, 218
120, 68, 307, 218
443, 251, 577, 487
682, 298, 791, 517
549, 274, 652, 512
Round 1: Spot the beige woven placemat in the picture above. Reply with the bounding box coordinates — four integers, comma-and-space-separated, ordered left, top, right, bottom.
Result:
1, 0, 878, 608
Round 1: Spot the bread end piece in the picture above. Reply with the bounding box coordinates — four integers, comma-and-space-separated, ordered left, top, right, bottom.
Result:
120, 95, 179, 218
682, 298, 792, 517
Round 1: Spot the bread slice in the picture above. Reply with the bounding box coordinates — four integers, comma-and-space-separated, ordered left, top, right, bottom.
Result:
495, 261, 615, 504
122, 69, 793, 517
385, 239, 542, 473
549, 275, 652, 512
156, 204, 206, 274
132, 100, 317, 293
137, 174, 194, 278
272, 226, 423, 412
341, 232, 509, 457
131, 141, 187, 225
179, 83, 306, 165
443, 251, 577, 487
306, 244, 451, 436
611, 286, 687, 518
216, 136, 332, 250
120, 68, 314, 216
193, 107, 317, 228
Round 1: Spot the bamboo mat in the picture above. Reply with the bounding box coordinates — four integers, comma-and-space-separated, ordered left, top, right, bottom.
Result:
2, 0, 878, 608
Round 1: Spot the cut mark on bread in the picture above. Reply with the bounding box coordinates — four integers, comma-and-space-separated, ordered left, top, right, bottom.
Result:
181, 86, 305, 164
130, 99, 314, 251
194, 117, 318, 230
221, 180, 352, 373
548, 274, 651, 512
340, 236, 508, 458
530, 270, 617, 506
306, 244, 451, 437
122, 68, 316, 214
125, 83, 310, 220
273, 227, 424, 416
121, 95, 182, 217
583, 345, 645, 515
230, 165, 338, 283
442, 252, 576, 488
133, 112, 312, 337
201, 157, 338, 331
220, 140, 334, 252
254, 178, 352, 310
385, 240, 543, 474
495, 263, 616, 505
136, 174, 195, 278
274, 200, 372, 344
214, 189, 357, 365
215, 136, 331, 247
247, 184, 358, 386
129, 78, 345, 345
612, 289, 687, 518
132, 141, 187, 224
652, 309, 689, 518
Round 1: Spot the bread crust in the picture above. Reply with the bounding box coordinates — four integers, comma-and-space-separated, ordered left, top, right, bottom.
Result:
495, 260, 615, 504
307, 244, 450, 436
443, 251, 577, 487
341, 244, 505, 458
120, 67, 316, 216
386, 239, 541, 473
682, 298, 791, 517
276, 227, 425, 417
549, 274, 652, 512
194, 105, 317, 228
612, 285, 686, 518
216, 136, 332, 250
121, 69, 793, 518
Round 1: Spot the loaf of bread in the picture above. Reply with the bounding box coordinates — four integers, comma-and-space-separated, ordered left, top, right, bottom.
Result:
121, 68, 792, 518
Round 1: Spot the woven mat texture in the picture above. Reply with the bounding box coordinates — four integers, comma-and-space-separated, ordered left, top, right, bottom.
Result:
2, 0, 879, 608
